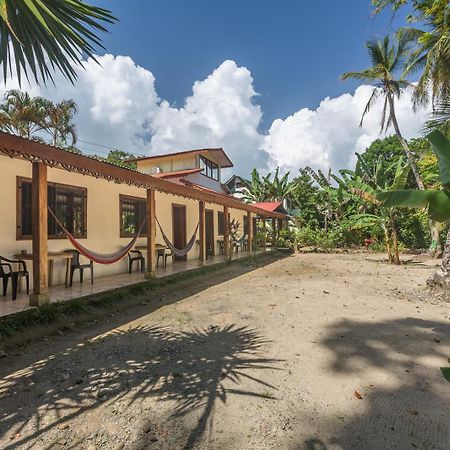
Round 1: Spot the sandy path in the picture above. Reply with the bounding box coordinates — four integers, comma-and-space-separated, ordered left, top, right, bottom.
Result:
1, 253, 450, 450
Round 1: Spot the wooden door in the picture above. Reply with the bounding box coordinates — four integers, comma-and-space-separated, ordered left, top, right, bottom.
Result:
205, 209, 214, 257
172, 204, 187, 261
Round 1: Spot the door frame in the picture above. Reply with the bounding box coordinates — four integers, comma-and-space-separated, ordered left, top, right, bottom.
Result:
205, 208, 214, 257
172, 203, 187, 261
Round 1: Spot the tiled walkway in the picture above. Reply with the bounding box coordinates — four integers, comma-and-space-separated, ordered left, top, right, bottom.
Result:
0, 251, 262, 318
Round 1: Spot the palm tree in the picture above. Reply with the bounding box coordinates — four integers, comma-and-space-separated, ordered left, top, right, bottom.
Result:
0, 89, 47, 138
342, 34, 444, 256
341, 34, 424, 190
0, 0, 117, 85
42, 99, 78, 147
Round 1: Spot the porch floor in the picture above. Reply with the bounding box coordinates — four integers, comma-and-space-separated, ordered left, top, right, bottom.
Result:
0, 250, 265, 318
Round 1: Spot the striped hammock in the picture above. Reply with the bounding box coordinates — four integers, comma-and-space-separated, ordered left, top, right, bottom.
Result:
48, 207, 147, 264
156, 218, 199, 257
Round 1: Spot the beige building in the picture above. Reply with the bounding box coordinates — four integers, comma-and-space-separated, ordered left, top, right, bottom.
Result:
0, 133, 285, 307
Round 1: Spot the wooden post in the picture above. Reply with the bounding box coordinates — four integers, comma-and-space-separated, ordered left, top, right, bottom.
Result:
223, 206, 230, 257
272, 218, 277, 249
199, 201, 205, 263
247, 211, 253, 257
262, 216, 267, 250
30, 162, 49, 306
146, 189, 156, 279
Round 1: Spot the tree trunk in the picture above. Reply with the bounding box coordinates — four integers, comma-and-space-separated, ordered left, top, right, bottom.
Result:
383, 225, 392, 262
387, 93, 424, 189
391, 223, 400, 265
427, 227, 450, 287
387, 93, 441, 255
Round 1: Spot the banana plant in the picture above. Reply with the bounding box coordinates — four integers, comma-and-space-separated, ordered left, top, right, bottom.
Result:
377, 131, 450, 284
344, 156, 410, 264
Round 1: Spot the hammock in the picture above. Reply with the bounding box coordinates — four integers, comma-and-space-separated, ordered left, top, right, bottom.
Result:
156, 218, 199, 258
48, 207, 147, 265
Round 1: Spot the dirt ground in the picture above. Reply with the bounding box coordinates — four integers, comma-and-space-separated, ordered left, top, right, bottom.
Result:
1, 252, 450, 450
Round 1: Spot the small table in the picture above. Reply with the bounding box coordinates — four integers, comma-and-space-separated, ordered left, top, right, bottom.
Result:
14, 252, 72, 288
136, 244, 171, 268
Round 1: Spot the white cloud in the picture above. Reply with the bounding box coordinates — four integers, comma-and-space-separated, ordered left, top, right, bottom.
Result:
0, 56, 429, 177
263, 85, 430, 175
149, 60, 267, 175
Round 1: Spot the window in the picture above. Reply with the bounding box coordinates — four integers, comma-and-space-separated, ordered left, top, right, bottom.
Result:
17, 177, 87, 240
120, 195, 147, 237
218, 211, 225, 235
199, 155, 219, 181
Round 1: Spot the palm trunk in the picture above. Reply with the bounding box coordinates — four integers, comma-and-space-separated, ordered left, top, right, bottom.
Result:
387, 93, 441, 256
387, 93, 424, 189
427, 228, 450, 287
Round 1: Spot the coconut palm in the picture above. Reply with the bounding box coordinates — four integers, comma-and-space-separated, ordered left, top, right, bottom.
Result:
0, 0, 116, 85
0, 89, 47, 138
42, 99, 78, 147
341, 34, 424, 190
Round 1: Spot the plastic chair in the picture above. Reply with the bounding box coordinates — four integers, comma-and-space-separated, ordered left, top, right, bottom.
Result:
0, 256, 29, 301
128, 250, 145, 274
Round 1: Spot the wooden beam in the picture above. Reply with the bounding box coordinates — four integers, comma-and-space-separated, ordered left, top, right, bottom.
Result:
0, 132, 286, 219
146, 189, 156, 278
198, 201, 205, 262
247, 211, 253, 257
223, 206, 230, 257
272, 218, 277, 248
30, 162, 49, 306
262, 217, 267, 250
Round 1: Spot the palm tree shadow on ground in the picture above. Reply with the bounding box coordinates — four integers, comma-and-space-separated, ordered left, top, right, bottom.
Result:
0, 324, 282, 449
296, 317, 450, 450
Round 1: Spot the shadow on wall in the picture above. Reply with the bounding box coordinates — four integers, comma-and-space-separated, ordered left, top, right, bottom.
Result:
296, 317, 450, 450
0, 324, 282, 449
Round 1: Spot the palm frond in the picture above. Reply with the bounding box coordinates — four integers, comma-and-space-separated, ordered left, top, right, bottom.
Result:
0, 0, 117, 85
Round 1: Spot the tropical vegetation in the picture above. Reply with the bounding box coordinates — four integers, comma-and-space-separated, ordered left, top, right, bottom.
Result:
0, 0, 116, 84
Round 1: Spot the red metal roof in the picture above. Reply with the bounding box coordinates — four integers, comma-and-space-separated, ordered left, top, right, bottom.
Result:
252, 202, 284, 212
126, 148, 234, 168
151, 168, 202, 179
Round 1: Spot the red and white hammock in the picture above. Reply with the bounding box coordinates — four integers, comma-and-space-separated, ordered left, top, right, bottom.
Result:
48, 208, 147, 265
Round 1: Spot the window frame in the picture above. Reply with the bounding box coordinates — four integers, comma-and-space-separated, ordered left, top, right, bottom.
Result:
16, 176, 87, 241
119, 194, 148, 238
199, 155, 219, 181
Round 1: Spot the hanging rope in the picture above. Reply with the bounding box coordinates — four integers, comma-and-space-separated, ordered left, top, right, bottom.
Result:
48, 207, 147, 264
156, 217, 199, 258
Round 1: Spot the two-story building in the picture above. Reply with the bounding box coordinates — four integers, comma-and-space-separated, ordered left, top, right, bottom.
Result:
0, 133, 285, 309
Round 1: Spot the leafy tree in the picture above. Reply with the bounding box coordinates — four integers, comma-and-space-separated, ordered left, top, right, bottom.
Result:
239, 168, 293, 203
342, 154, 410, 263
42, 99, 78, 147
378, 130, 450, 283
0, 89, 47, 138
0, 0, 117, 85
104, 150, 137, 169
342, 33, 445, 253
289, 169, 322, 227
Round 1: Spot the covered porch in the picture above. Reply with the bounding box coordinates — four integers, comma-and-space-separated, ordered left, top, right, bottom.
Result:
0, 132, 286, 316
0, 249, 268, 318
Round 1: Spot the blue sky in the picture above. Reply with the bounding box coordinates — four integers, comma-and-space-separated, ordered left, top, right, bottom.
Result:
94, 0, 410, 130
4, 1, 426, 176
